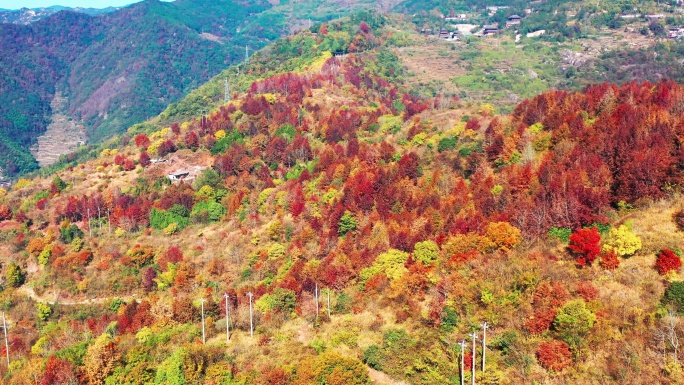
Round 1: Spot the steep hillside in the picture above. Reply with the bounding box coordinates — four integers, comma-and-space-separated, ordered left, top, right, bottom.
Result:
0, 0, 387, 177
0, 13, 684, 385
5, 0, 684, 179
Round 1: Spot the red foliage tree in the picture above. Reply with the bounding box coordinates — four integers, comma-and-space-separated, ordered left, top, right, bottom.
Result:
536, 340, 573, 371
114, 154, 125, 166
0, 204, 12, 221
139, 151, 151, 167
122, 159, 135, 171
40, 356, 77, 385
656, 248, 682, 275
525, 308, 557, 334
134, 134, 150, 149
397, 152, 420, 180
158, 140, 177, 157
575, 281, 598, 301
600, 249, 619, 271
568, 227, 601, 266
465, 117, 480, 130
185, 131, 199, 150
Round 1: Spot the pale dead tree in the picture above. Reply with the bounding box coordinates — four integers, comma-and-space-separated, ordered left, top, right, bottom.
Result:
655, 310, 682, 363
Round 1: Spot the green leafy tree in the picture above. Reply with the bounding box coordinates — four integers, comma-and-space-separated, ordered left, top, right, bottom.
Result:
36, 302, 52, 322
5, 262, 25, 287
52, 175, 67, 192
663, 281, 684, 314
154, 348, 186, 385
413, 240, 439, 266
193, 168, 223, 190
553, 299, 596, 350
338, 210, 357, 235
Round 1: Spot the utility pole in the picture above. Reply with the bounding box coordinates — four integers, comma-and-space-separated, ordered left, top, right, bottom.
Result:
245, 45, 249, 64
314, 283, 319, 320
481, 322, 489, 372
201, 109, 208, 135
107, 209, 111, 234
97, 206, 102, 233
224, 78, 230, 103
471, 332, 478, 385
459, 340, 466, 385
327, 288, 331, 318
224, 293, 230, 343
87, 208, 91, 237
247, 292, 253, 337
2, 312, 8, 369
200, 298, 206, 344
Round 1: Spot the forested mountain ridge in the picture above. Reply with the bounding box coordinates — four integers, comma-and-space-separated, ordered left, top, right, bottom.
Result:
0, 6, 117, 25
4, 0, 684, 180
0, 0, 382, 177
0, 12, 683, 384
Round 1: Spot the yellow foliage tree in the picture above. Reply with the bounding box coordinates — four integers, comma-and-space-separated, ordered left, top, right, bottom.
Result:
602, 225, 642, 257
84, 334, 120, 385
485, 222, 522, 251
442, 233, 495, 256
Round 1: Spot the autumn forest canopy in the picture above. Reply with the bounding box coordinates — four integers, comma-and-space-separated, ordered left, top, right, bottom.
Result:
0, 8, 684, 385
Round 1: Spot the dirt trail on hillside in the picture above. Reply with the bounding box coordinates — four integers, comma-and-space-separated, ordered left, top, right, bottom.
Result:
367, 367, 409, 385
18, 285, 139, 306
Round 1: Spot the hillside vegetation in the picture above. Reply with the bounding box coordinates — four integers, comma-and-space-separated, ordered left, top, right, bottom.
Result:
0, 11, 684, 385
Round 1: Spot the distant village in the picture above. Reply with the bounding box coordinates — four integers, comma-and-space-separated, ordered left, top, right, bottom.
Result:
422, 6, 545, 41
422, 2, 684, 42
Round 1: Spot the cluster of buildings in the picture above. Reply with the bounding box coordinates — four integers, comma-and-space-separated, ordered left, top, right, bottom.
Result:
432, 13, 527, 39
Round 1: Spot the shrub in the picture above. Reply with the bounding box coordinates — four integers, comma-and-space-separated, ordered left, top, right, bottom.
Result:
0, 204, 12, 221
36, 303, 52, 322
674, 209, 684, 231
553, 299, 596, 348
5, 262, 25, 287
60, 224, 84, 243
568, 227, 601, 266
413, 240, 439, 266
438, 137, 458, 152
268, 243, 286, 260
602, 225, 641, 257
363, 345, 383, 370
338, 210, 357, 235
164, 222, 179, 235
525, 308, 557, 334
548, 227, 572, 243
600, 249, 620, 271
656, 249, 682, 275
663, 281, 684, 313
536, 340, 572, 371
485, 221, 521, 251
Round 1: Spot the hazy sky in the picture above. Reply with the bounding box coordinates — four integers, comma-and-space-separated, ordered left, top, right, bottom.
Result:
0, 0, 165, 9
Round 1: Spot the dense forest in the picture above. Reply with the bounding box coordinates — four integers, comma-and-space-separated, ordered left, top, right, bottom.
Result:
0, 13, 683, 384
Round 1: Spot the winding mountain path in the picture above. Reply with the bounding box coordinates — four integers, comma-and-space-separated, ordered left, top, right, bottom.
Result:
18, 285, 139, 306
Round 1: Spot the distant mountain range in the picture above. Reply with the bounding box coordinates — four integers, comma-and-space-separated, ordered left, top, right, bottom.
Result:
0, 0, 391, 178
0, 5, 118, 24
